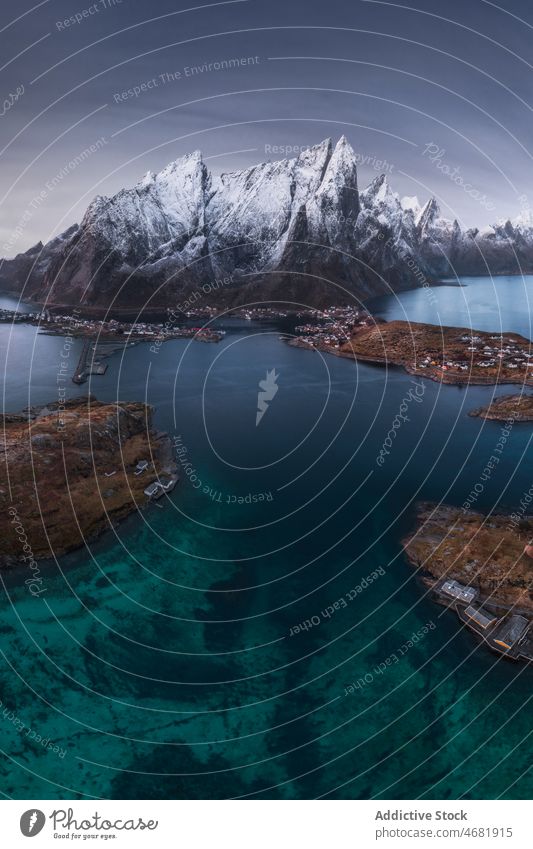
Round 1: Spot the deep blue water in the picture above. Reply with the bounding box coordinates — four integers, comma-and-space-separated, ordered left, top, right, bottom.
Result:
0, 277, 531, 800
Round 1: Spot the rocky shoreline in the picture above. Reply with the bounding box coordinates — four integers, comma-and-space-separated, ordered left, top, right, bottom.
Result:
469, 393, 533, 421
0, 397, 177, 567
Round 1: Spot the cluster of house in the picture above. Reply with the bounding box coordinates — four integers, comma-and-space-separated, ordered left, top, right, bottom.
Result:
7, 310, 225, 344
179, 305, 219, 319
0, 309, 36, 323
415, 334, 533, 374
238, 307, 292, 320
293, 307, 374, 349
132, 459, 179, 500
27, 311, 164, 337
436, 579, 533, 662
174, 305, 308, 321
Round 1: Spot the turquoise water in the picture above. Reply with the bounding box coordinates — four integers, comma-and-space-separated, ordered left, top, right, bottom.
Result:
0, 278, 531, 799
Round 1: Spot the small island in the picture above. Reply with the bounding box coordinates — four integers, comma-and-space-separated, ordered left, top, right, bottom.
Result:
290, 314, 533, 386
403, 503, 533, 662
0, 397, 177, 566
469, 393, 533, 421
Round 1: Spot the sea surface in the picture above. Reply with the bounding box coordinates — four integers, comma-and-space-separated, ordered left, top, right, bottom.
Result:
0, 276, 531, 800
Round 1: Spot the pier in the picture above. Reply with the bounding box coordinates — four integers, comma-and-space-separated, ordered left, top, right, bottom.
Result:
72, 339, 108, 384
72, 340, 91, 384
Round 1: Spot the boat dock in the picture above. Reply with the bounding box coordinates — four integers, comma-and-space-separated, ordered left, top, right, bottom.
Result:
432, 579, 533, 663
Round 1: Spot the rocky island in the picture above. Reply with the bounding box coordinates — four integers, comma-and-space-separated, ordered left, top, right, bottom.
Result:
469, 393, 533, 421
0, 397, 177, 566
403, 503, 533, 661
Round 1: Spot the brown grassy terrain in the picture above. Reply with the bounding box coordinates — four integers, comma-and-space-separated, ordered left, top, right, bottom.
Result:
403, 503, 533, 610
338, 320, 533, 385
469, 393, 533, 421
0, 397, 173, 563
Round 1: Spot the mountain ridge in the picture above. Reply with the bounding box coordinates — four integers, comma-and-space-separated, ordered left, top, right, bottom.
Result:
2, 137, 532, 310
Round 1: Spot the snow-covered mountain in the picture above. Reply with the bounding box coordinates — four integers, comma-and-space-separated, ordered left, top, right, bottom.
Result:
2, 137, 533, 309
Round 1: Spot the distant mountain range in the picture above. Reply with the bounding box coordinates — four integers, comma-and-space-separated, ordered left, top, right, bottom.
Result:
2, 137, 533, 310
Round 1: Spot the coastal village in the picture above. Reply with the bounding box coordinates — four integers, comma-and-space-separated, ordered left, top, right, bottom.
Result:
335, 320, 533, 386
290, 306, 376, 349
414, 332, 533, 378
0, 307, 225, 344
5, 301, 533, 389
37, 309, 225, 344
287, 309, 533, 385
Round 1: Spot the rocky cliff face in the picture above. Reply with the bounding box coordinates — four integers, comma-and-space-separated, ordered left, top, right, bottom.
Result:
0, 224, 78, 295
2, 137, 533, 309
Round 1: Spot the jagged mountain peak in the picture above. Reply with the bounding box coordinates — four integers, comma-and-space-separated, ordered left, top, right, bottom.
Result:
325, 135, 357, 173
374, 175, 394, 202
295, 138, 333, 174
305, 137, 333, 156
219, 138, 333, 185
417, 197, 441, 231
362, 173, 389, 196
360, 174, 400, 215
368, 173, 387, 190
134, 150, 204, 188
331, 134, 355, 157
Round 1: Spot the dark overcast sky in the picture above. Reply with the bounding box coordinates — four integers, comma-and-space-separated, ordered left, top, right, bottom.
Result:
1, 0, 533, 253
